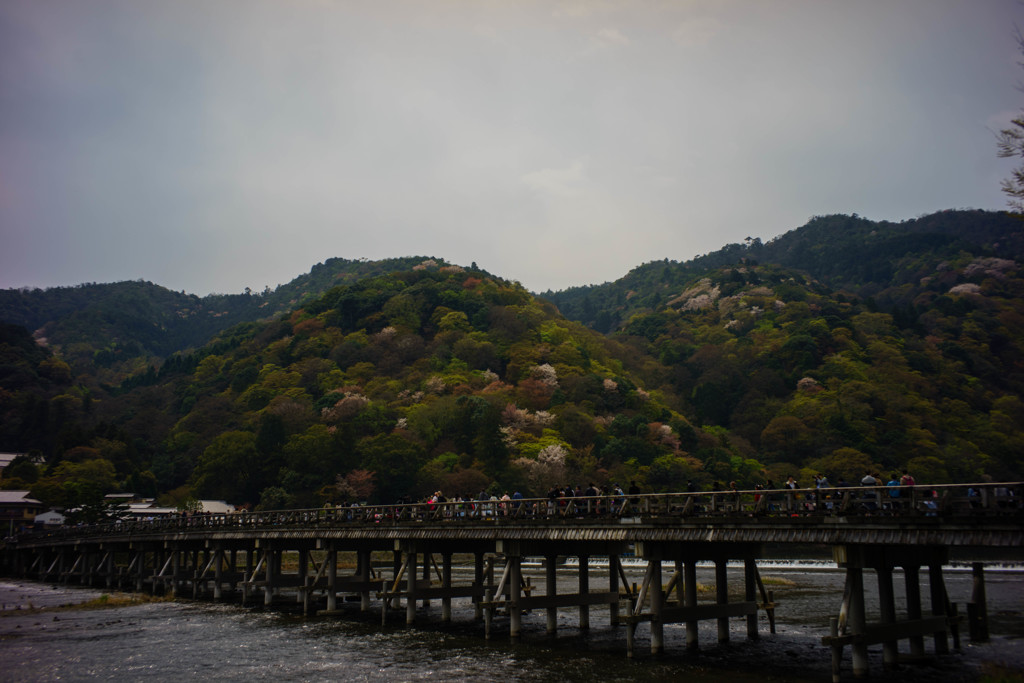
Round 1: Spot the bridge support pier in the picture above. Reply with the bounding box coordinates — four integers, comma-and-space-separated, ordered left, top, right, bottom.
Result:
102, 548, 114, 589
473, 552, 485, 621
545, 554, 557, 634
579, 554, 590, 631
509, 553, 522, 641
650, 548, 664, 655
825, 545, 960, 681
441, 552, 452, 622
684, 559, 698, 651
715, 558, 729, 643
327, 542, 337, 612
295, 548, 306, 605
968, 562, 990, 643
625, 542, 765, 657
609, 555, 620, 626
359, 549, 372, 612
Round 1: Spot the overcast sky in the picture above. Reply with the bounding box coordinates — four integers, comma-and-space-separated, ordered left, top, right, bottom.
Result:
2, 0, 1022, 296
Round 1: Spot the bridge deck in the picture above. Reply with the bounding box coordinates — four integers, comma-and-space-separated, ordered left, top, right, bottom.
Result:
10, 482, 1022, 550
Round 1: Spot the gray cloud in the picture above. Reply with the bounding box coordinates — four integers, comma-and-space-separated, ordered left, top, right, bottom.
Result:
1, 0, 1021, 295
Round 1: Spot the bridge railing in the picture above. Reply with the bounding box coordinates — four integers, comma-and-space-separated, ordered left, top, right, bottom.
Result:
13, 482, 1022, 543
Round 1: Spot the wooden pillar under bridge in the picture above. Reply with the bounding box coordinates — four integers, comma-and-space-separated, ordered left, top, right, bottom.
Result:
877, 565, 898, 670
392, 548, 403, 612
579, 554, 590, 630
105, 549, 115, 589
406, 548, 418, 625
327, 542, 337, 612
421, 550, 431, 609
715, 559, 729, 643
649, 549, 664, 655
684, 560, 698, 651
904, 563, 926, 657
846, 565, 869, 678
172, 547, 182, 598
509, 554, 522, 641
214, 545, 225, 600
192, 549, 201, 596
929, 559, 950, 655
135, 546, 146, 593
546, 554, 558, 634
473, 552, 485, 621
154, 548, 167, 594
83, 549, 94, 586
484, 556, 495, 640
608, 554, 620, 627
744, 557, 759, 640
441, 552, 452, 622
242, 546, 253, 605
969, 562, 990, 643
359, 549, 372, 612
74, 549, 84, 586
296, 548, 307, 605
264, 543, 274, 606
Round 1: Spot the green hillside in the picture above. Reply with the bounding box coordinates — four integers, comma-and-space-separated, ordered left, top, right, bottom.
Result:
0, 256, 452, 384
2, 211, 1022, 514
544, 209, 1023, 332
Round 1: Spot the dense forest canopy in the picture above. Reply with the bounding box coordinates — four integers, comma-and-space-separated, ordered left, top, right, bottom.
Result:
2, 211, 1022, 513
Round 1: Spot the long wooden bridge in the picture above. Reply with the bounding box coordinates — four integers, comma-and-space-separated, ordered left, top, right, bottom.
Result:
4, 483, 1022, 680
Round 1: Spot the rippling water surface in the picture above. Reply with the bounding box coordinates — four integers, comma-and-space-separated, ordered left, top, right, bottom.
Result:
1, 563, 1021, 682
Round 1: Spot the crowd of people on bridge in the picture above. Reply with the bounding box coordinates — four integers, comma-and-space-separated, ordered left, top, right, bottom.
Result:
351, 471, 936, 518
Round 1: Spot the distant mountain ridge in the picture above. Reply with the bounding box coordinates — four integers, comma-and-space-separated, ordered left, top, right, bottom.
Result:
0, 256, 457, 375
2, 210, 1020, 378
543, 209, 1022, 331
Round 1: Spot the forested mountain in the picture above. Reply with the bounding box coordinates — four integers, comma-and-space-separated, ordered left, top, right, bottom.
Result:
544, 209, 1023, 332
0, 256, 450, 383
1, 263, 695, 510
1, 211, 1022, 515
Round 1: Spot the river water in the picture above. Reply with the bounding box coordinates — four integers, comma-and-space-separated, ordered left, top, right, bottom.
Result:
1, 561, 1022, 682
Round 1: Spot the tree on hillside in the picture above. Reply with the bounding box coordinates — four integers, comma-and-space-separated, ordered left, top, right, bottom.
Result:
192, 431, 267, 504
997, 30, 1024, 213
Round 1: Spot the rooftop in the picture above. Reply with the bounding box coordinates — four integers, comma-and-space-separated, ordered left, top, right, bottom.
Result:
0, 490, 42, 505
